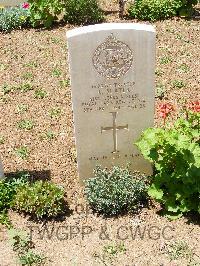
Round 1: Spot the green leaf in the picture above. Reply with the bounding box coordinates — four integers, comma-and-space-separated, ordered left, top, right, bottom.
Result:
148, 184, 163, 200
43, 15, 54, 28
165, 212, 183, 220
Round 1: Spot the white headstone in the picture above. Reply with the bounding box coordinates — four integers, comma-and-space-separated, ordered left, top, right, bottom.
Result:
0, 158, 4, 179
0, 0, 23, 6
67, 23, 156, 181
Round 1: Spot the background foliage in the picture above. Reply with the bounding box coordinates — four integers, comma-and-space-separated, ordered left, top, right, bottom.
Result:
27, 0, 103, 28
0, 6, 29, 32
128, 0, 198, 21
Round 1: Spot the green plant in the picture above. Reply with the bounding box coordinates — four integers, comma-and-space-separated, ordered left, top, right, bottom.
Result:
0, 172, 29, 215
49, 107, 61, 118
0, 135, 5, 144
59, 79, 70, 88
1, 83, 33, 95
0, 5, 30, 32
179, 63, 190, 73
9, 228, 45, 265
27, 0, 63, 28
9, 228, 32, 255
15, 146, 29, 159
155, 69, 164, 76
63, 0, 103, 25
172, 79, 186, 89
17, 104, 29, 114
94, 242, 126, 265
17, 83, 33, 93
0, 63, 8, 71
52, 68, 62, 78
166, 241, 193, 261
85, 166, 148, 216
0, 210, 12, 228
19, 251, 45, 265
128, 0, 198, 21
160, 56, 172, 64
23, 61, 38, 68
40, 130, 56, 141
156, 84, 166, 100
22, 72, 33, 81
104, 242, 126, 256
27, 0, 103, 28
17, 119, 34, 130
136, 104, 200, 219
1, 84, 12, 94
51, 37, 61, 44
13, 180, 66, 218
34, 89, 47, 99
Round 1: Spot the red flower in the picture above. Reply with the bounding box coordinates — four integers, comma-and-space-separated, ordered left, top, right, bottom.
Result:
22, 2, 30, 9
158, 103, 174, 120
158, 103, 174, 118
187, 100, 200, 113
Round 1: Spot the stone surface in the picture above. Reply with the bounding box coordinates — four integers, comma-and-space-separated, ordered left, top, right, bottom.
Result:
1, 0, 23, 6
0, 158, 4, 179
67, 23, 156, 181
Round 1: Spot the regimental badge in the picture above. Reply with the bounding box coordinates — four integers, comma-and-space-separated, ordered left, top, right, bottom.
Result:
93, 34, 134, 79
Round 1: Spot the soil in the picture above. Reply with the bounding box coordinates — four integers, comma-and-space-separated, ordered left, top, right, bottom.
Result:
0, 1, 200, 266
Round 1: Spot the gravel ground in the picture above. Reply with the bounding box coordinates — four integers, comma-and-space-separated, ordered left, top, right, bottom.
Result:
0, 2, 200, 265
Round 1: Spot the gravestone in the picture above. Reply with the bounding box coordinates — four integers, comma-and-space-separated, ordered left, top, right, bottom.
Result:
1, 0, 23, 6
67, 23, 156, 181
0, 158, 4, 179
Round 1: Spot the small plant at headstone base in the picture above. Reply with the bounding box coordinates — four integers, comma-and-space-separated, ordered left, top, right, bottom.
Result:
85, 166, 148, 216
12, 180, 66, 219
63, 0, 104, 25
128, 0, 198, 21
136, 100, 200, 219
0, 3, 30, 32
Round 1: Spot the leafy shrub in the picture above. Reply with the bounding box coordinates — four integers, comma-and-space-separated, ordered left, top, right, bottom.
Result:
85, 166, 148, 216
0, 172, 29, 213
128, 0, 198, 21
27, 0, 103, 28
136, 106, 200, 219
13, 180, 66, 218
63, 0, 103, 25
0, 5, 30, 32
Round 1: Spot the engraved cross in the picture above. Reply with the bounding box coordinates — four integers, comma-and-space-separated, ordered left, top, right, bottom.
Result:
101, 112, 128, 153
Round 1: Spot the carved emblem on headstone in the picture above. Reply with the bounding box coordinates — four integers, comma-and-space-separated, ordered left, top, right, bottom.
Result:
93, 34, 133, 79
